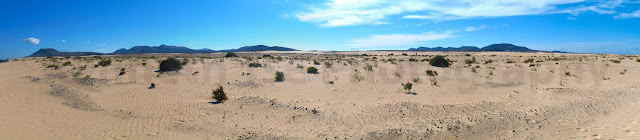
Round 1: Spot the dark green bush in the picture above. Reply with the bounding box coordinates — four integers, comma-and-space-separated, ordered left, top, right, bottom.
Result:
523, 58, 534, 63
429, 55, 450, 67
225, 52, 238, 57
275, 71, 284, 81
426, 70, 438, 76
401, 82, 413, 93
212, 86, 228, 103
98, 59, 112, 66
248, 63, 262, 67
62, 61, 72, 66
307, 67, 319, 74
159, 58, 183, 71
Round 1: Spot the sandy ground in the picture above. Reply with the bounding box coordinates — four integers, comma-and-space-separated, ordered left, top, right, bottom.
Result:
1, 51, 639, 139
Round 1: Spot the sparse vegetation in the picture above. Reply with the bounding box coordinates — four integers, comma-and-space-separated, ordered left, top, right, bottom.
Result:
141, 63, 147, 66
193, 71, 199, 75
426, 70, 438, 76
523, 58, 534, 63
307, 67, 319, 74
72, 71, 81, 78
429, 55, 450, 67
275, 71, 284, 82
565, 72, 571, 76
212, 86, 228, 103
394, 71, 401, 77
98, 59, 112, 66
363, 63, 373, 71
159, 58, 183, 71
119, 68, 126, 75
47, 64, 59, 69
351, 71, 364, 82
181, 58, 189, 66
62, 61, 72, 66
149, 83, 156, 89
401, 82, 413, 93
248, 63, 262, 67
430, 78, 438, 86
610, 60, 621, 63
313, 60, 321, 65
411, 76, 421, 83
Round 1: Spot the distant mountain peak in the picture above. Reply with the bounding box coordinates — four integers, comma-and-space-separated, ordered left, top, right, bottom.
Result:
27, 45, 298, 57
408, 43, 535, 52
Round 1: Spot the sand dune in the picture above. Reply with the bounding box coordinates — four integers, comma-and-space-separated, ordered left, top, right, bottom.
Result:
1, 52, 639, 139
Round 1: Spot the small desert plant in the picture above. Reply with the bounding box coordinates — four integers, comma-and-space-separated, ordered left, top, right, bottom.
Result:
296, 64, 304, 69
408, 58, 418, 62
393, 71, 401, 77
313, 60, 321, 65
62, 61, 72, 66
181, 58, 189, 66
565, 72, 571, 76
351, 71, 364, 82
225, 52, 238, 57
47, 64, 59, 69
363, 63, 373, 71
426, 70, 438, 76
149, 83, 156, 89
523, 58, 534, 63
324, 61, 333, 68
489, 71, 494, 75
212, 86, 228, 103
429, 55, 450, 67
401, 82, 413, 93
430, 78, 438, 86
141, 63, 147, 66
636, 59, 640, 62
98, 59, 112, 66
119, 69, 126, 75
159, 58, 183, 71
94, 64, 99, 68
84, 75, 91, 78
275, 71, 284, 81
610, 60, 621, 63
464, 57, 476, 64
248, 63, 262, 67
72, 71, 81, 78
307, 67, 319, 74
411, 76, 421, 83
192, 71, 199, 75
471, 67, 477, 73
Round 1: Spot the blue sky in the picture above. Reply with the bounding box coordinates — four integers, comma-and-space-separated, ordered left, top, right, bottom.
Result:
1, 0, 640, 58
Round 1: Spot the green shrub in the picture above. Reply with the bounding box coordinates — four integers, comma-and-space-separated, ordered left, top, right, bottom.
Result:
411, 76, 421, 83
565, 72, 571, 76
225, 52, 238, 57
72, 71, 81, 78
212, 86, 228, 103
62, 61, 72, 66
275, 71, 284, 81
523, 58, 534, 63
181, 58, 189, 66
313, 60, 321, 65
47, 64, 59, 69
426, 70, 438, 76
408, 58, 418, 62
429, 55, 450, 67
307, 67, 319, 74
351, 72, 364, 82
610, 60, 621, 63
141, 63, 147, 66
159, 58, 183, 71
401, 82, 413, 93
363, 63, 373, 71
149, 83, 155, 89
248, 63, 262, 67
636, 59, 640, 62
98, 59, 112, 66
192, 71, 199, 75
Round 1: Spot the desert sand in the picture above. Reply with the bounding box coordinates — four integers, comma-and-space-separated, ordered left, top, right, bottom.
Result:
1, 51, 639, 139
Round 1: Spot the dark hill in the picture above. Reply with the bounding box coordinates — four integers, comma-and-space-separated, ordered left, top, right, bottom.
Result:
28, 48, 104, 57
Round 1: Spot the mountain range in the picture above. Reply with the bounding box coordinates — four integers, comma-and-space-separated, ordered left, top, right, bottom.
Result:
28, 45, 298, 57
408, 43, 535, 52
27, 43, 544, 57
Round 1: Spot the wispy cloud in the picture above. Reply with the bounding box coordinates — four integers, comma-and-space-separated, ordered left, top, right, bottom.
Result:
346, 30, 455, 48
25, 37, 40, 44
614, 9, 640, 19
296, 0, 629, 27
465, 25, 488, 32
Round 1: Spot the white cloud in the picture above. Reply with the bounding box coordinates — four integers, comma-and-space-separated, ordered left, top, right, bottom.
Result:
25, 37, 40, 44
296, 0, 627, 27
614, 9, 640, 19
465, 25, 488, 32
346, 30, 455, 47
96, 43, 106, 46
57, 40, 67, 43
567, 17, 577, 20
